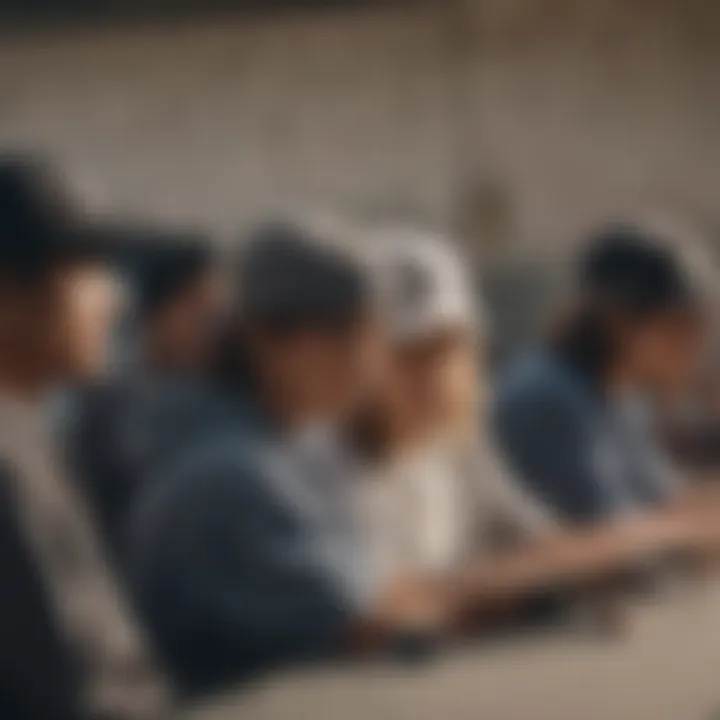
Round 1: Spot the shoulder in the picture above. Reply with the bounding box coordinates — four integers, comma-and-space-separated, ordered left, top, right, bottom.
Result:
146, 380, 244, 440
119, 380, 241, 472
122, 433, 270, 567
148, 431, 273, 507
493, 351, 590, 425
129, 419, 293, 543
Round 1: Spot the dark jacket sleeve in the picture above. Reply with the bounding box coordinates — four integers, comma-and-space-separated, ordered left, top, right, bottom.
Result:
124, 446, 368, 693
0, 462, 82, 720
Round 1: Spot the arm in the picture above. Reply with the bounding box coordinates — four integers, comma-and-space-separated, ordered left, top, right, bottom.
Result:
614, 401, 720, 555
432, 507, 710, 634
491, 380, 628, 523
445, 413, 716, 628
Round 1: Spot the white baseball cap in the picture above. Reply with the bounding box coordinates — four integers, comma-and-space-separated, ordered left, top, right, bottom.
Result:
372, 227, 481, 342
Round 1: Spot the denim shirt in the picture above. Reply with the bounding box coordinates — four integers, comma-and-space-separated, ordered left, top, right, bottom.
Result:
492, 350, 679, 523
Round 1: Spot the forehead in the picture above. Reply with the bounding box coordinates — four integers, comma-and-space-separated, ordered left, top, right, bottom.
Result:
275, 313, 379, 345
395, 326, 473, 359
54, 260, 114, 283
634, 305, 704, 336
53, 261, 127, 300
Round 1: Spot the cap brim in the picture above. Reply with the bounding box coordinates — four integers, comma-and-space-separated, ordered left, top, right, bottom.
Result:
60, 219, 176, 269
391, 307, 477, 343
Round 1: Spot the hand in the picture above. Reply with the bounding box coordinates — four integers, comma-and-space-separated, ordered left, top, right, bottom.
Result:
610, 510, 720, 559
373, 575, 449, 631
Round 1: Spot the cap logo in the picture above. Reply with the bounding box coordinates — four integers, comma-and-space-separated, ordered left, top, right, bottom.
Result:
396, 260, 431, 306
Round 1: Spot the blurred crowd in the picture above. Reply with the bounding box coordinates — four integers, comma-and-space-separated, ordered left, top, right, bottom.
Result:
3, 151, 720, 720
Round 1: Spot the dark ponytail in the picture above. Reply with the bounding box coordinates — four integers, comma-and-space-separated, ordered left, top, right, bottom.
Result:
550, 302, 615, 385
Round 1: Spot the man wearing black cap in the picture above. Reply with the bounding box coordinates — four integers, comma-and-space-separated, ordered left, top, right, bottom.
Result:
0, 154, 170, 720
64, 231, 219, 559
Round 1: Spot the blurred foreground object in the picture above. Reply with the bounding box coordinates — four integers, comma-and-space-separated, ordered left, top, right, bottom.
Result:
0, 152, 172, 720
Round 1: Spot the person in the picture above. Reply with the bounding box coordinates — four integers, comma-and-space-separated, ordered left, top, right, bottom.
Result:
0, 154, 171, 719
64, 232, 220, 558
123, 218, 421, 694
351, 230, 555, 585
492, 225, 708, 524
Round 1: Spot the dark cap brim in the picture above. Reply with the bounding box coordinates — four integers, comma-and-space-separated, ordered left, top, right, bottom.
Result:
58, 218, 174, 270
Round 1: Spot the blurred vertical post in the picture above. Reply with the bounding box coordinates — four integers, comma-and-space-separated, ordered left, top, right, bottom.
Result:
443, 0, 476, 246
443, 0, 514, 265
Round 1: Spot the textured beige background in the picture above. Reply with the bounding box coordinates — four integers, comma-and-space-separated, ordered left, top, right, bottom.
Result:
3, 7, 720, 716
1, 0, 719, 250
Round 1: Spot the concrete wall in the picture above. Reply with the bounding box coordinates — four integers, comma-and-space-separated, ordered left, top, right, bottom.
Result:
469, 0, 720, 249
1, 0, 720, 250
0, 5, 455, 235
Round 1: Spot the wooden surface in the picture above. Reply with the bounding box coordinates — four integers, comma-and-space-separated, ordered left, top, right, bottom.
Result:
187, 581, 720, 720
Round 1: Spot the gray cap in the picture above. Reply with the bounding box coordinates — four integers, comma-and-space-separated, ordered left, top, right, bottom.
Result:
374, 227, 480, 342
236, 218, 374, 327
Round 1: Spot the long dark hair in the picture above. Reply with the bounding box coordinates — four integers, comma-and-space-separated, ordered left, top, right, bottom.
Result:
550, 302, 616, 385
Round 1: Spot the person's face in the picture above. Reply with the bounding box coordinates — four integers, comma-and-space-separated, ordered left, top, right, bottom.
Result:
621, 308, 704, 396
51, 262, 123, 381
390, 327, 478, 436
256, 316, 384, 426
147, 272, 221, 371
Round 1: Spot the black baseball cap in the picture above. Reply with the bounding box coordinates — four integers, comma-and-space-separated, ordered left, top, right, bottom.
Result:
236, 218, 374, 328
0, 152, 141, 279
580, 223, 696, 314
132, 232, 214, 318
